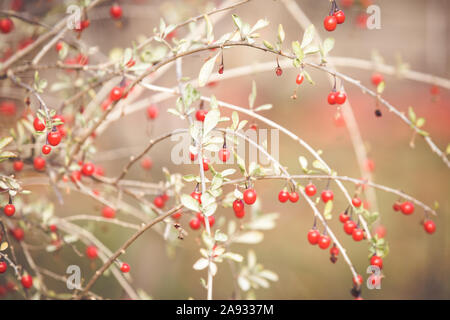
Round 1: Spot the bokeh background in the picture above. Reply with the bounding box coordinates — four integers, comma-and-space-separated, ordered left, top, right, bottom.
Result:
0, 0, 449, 299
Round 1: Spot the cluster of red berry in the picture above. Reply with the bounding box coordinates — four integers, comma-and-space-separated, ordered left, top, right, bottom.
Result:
278, 189, 299, 203
327, 90, 347, 105
154, 193, 170, 209
392, 200, 435, 234
323, 1, 346, 32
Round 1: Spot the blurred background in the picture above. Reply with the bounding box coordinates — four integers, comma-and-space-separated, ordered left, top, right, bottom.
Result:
0, 0, 449, 299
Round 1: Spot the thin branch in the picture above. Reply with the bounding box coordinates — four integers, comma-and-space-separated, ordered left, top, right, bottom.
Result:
76, 204, 182, 299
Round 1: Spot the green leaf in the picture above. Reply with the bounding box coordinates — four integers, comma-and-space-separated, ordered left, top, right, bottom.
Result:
0, 136, 13, 150
198, 52, 220, 87
292, 41, 303, 60
303, 70, 315, 85
263, 40, 274, 50
181, 194, 200, 212
253, 104, 272, 112
322, 38, 335, 55
312, 160, 329, 173
249, 80, 257, 109
277, 24, 285, 44
250, 19, 269, 34
0, 151, 17, 161
203, 108, 220, 137
233, 231, 264, 244
232, 14, 243, 30
408, 106, 416, 123
377, 81, 385, 94
301, 25, 315, 49
303, 45, 320, 55
231, 111, 239, 130
323, 200, 333, 220
416, 117, 426, 128
298, 156, 308, 172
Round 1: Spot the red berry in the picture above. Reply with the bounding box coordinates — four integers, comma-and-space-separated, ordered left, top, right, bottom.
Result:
147, 105, 159, 119
327, 92, 336, 105
0, 101, 16, 116
401, 201, 414, 215
304, 183, 317, 197
344, 220, 357, 235
47, 131, 61, 146
335, 91, 347, 104
55, 42, 63, 52
243, 188, 257, 205
233, 199, 244, 214
141, 157, 153, 170
80, 20, 91, 30
11, 227, 24, 241
289, 191, 299, 203
393, 202, 401, 211
330, 245, 339, 256
423, 220, 436, 234
296, 74, 304, 85
110, 86, 123, 101
353, 275, 363, 286
321, 190, 334, 203
235, 208, 245, 219
195, 109, 208, 122
339, 212, 350, 223
0, 18, 14, 34
370, 255, 383, 269
318, 235, 331, 249
218, 148, 230, 162
307, 229, 320, 245
81, 162, 95, 176
278, 190, 289, 203
0, 262, 7, 273
202, 158, 210, 171
430, 85, 440, 96
189, 218, 201, 230
352, 197, 362, 207
275, 67, 282, 76
33, 157, 46, 171
371, 73, 384, 86
4, 204, 15, 217
120, 263, 130, 273
374, 224, 386, 238
191, 191, 202, 204
21, 274, 33, 289
33, 117, 46, 131
49, 224, 57, 232
218, 65, 224, 74
333, 10, 346, 24
13, 160, 24, 172
352, 228, 364, 241
205, 215, 215, 228
324, 15, 337, 31
42, 144, 51, 155
154, 196, 165, 209
172, 211, 182, 219
86, 245, 98, 259
102, 206, 116, 219
70, 170, 81, 183
110, 4, 123, 19
190, 152, 198, 161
